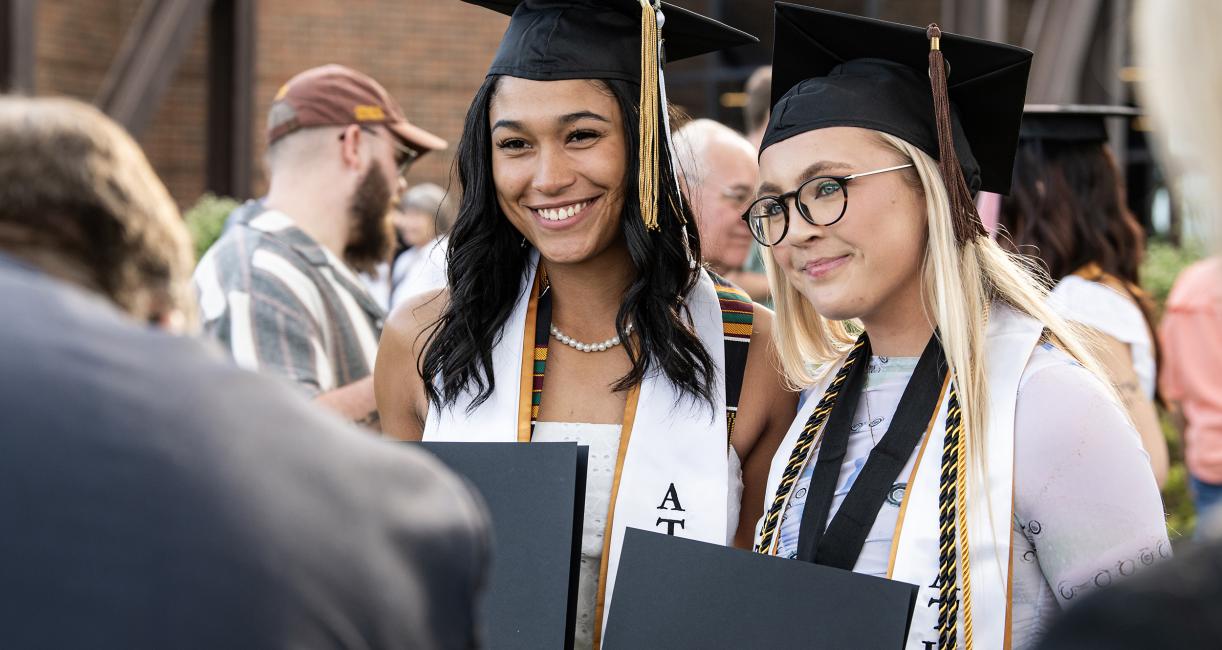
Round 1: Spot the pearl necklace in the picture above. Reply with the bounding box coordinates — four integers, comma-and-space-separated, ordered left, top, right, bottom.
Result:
549, 322, 633, 353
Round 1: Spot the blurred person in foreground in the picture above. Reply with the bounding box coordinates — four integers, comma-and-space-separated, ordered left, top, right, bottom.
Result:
0, 96, 487, 649
0, 101, 196, 331
194, 64, 447, 427
673, 118, 769, 301
1036, 2, 1222, 647
998, 105, 1168, 486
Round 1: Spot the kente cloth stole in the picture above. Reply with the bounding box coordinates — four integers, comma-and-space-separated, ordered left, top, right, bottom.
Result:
528, 270, 753, 442
422, 253, 745, 650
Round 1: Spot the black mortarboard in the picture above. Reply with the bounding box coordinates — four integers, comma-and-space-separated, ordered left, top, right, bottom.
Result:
463, 1, 757, 233
463, 0, 757, 82
762, 4, 1033, 199
1020, 104, 1141, 144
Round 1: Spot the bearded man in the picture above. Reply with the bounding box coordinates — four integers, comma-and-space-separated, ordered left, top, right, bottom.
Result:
195, 65, 446, 427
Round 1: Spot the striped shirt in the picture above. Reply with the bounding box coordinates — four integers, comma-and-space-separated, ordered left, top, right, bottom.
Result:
193, 206, 385, 396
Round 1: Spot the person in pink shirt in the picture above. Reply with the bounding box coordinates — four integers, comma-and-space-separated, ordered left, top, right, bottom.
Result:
1160, 256, 1222, 521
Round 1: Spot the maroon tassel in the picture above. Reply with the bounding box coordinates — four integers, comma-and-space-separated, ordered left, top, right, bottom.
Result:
926, 24, 986, 247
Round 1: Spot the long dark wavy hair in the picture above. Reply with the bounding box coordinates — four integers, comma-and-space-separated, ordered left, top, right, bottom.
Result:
420, 75, 715, 412
998, 138, 1161, 395
999, 139, 1147, 285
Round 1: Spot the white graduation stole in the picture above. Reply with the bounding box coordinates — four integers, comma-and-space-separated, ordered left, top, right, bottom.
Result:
423, 252, 732, 646
756, 305, 1043, 649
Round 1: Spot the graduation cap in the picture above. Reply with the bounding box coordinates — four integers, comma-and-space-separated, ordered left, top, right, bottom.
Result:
462, 0, 757, 232
1020, 104, 1141, 143
762, 4, 1033, 245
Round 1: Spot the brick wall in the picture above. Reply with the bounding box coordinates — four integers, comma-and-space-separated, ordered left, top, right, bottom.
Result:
34, 0, 508, 208
31, 1, 1033, 209
253, 0, 508, 198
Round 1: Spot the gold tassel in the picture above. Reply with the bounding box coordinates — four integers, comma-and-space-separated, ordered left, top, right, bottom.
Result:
639, 0, 660, 231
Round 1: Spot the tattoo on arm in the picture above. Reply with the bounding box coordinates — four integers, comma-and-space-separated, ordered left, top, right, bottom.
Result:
1055, 540, 1172, 601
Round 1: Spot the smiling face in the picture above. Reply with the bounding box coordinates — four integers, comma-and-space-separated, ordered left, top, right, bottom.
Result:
489, 77, 628, 266
758, 126, 927, 324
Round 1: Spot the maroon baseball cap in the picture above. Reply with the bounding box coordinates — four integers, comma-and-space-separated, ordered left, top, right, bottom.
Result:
267, 64, 447, 154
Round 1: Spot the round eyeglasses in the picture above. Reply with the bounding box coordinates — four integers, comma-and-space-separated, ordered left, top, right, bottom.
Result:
741, 163, 914, 246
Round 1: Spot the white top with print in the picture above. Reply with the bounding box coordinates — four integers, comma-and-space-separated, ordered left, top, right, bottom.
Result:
774, 344, 1169, 649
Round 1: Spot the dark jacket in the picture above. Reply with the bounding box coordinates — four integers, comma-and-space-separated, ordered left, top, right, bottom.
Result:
0, 255, 488, 649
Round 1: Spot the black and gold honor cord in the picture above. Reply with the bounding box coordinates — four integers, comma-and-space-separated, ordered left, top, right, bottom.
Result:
754, 338, 867, 554
937, 386, 972, 649
755, 335, 973, 650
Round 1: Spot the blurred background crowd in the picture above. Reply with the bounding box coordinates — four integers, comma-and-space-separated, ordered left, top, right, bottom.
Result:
3, 0, 1207, 533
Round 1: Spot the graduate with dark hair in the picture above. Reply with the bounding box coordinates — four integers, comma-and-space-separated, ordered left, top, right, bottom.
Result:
998, 105, 1168, 486
374, 2, 795, 646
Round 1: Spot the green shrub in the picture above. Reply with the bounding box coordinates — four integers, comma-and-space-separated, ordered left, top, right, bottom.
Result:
184, 193, 239, 261
1143, 239, 1205, 310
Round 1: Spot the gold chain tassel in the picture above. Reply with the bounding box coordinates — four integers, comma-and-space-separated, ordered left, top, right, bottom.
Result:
954, 389, 975, 648
638, 0, 660, 231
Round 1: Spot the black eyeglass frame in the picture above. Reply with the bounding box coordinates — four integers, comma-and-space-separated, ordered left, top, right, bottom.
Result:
741, 163, 915, 247
337, 126, 421, 179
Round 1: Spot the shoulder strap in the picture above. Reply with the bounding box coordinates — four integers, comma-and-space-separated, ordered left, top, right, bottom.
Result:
708, 272, 754, 444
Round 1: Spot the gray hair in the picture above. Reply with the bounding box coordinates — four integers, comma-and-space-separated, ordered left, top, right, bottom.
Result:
672, 119, 756, 188
399, 183, 458, 234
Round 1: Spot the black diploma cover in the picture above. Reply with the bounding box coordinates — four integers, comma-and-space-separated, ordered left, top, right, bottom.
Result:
603, 528, 918, 649
417, 441, 588, 650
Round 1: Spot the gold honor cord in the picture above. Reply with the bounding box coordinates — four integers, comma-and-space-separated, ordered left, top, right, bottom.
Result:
638, 0, 661, 231
755, 338, 976, 650
935, 386, 974, 650
754, 339, 867, 554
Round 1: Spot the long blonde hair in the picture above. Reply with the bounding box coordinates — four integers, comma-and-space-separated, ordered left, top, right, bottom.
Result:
764, 132, 1114, 474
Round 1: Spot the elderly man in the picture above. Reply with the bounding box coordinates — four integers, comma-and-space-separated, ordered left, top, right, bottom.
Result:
673, 118, 769, 301
0, 96, 486, 648
195, 64, 446, 427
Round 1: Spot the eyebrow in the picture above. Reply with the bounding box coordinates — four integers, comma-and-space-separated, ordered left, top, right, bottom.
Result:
559, 110, 611, 125
757, 160, 855, 196
492, 111, 611, 133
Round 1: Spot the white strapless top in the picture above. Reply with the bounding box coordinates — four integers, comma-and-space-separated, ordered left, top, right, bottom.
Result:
532, 421, 743, 650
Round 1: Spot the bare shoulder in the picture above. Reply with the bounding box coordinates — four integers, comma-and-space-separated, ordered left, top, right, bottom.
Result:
745, 302, 779, 373
384, 288, 450, 344
737, 302, 796, 452
376, 288, 450, 441
749, 303, 775, 345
